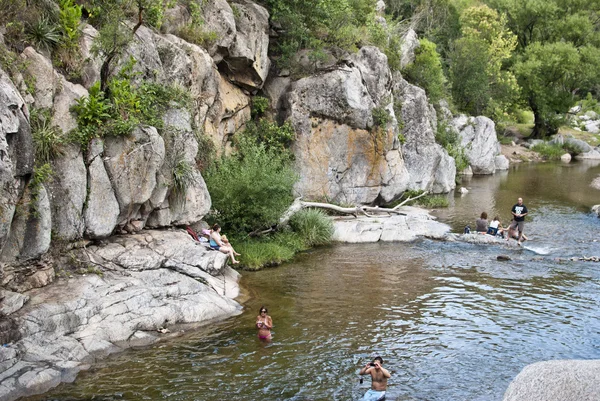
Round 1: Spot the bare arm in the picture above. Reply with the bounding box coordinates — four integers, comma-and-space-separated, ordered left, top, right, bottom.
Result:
359, 364, 372, 375
211, 232, 224, 246
380, 366, 391, 378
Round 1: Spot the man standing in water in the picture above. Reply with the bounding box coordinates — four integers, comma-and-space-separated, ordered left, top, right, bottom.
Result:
359, 356, 391, 400
509, 197, 528, 245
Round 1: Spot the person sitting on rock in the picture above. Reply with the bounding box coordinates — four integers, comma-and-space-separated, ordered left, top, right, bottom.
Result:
475, 212, 489, 233
209, 224, 240, 264
487, 216, 505, 237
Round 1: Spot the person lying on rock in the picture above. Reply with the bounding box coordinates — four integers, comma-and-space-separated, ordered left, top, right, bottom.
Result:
209, 224, 240, 264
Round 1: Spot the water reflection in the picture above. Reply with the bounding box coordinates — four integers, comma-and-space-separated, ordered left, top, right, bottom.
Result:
29, 162, 600, 401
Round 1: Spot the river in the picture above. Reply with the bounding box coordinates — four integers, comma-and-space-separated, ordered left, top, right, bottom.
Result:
28, 161, 600, 401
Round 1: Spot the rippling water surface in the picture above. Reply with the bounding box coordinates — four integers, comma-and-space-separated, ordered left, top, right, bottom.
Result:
29, 161, 600, 401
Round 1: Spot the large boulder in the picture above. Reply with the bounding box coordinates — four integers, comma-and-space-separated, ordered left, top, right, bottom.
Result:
154, 33, 221, 131
400, 29, 420, 69
332, 207, 451, 242
220, 0, 270, 90
104, 126, 165, 225
394, 76, 456, 193
146, 108, 211, 226
0, 184, 51, 262
283, 47, 410, 204
452, 115, 501, 174
503, 360, 600, 401
202, 0, 237, 63
83, 139, 120, 239
47, 144, 87, 241
21, 47, 87, 132
591, 175, 600, 191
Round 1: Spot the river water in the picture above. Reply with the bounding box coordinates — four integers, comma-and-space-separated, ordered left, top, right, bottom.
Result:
29, 161, 600, 401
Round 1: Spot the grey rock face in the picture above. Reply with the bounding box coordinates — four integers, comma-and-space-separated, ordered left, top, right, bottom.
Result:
400, 29, 420, 69
452, 115, 501, 174
0, 290, 29, 315
154, 34, 220, 130
394, 76, 456, 193
592, 204, 600, 216
0, 184, 51, 262
84, 139, 120, 239
0, 68, 32, 251
221, 0, 270, 89
78, 24, 101, 89
284, 47, 410, 204
203, 0, 237, 62
104, 126, 165, 225
0, 230, 241, 401
48, 144, 86, 241
503, 360, 600, 401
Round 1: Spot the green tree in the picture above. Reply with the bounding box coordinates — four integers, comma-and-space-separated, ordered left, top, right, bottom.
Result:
449, 5, 519, 117
402, 38, 446, 103
514, 42, 600, 136
486, 0, 600, 137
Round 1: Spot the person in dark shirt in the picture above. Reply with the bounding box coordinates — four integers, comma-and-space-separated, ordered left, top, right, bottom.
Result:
508, 197, 528, 245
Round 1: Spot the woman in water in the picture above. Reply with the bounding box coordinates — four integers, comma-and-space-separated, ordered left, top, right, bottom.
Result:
256, 306, 273, 341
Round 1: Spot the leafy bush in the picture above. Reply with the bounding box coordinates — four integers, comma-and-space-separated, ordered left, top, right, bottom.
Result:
372, 106, 391, 128
289, 209, 334, 247
30, 108, 64, 164
26, 17, 61, 52
235, 231, 303, 270
58, 0, 82, 49
530, 143, 565, 160
403, 38, 447, 103
436, 121, 469, 171
239, 118, 295, 153
251, 96, 270, 118
172, 157, 197, 198
70, 60, 190, 148
204, 139, 298, 233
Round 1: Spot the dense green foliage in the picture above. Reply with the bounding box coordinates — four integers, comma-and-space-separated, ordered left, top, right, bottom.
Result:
402, 38, 446, 103
235, 210, 334, 270
289, 209, 334, 247
204, 137, 297, 234
70, 59, 189, 149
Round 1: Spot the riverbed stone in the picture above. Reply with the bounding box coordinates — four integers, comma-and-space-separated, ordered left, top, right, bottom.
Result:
592, 204, 600, 216
502, 360, 600, 401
